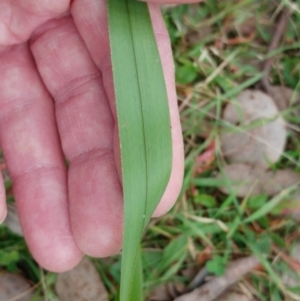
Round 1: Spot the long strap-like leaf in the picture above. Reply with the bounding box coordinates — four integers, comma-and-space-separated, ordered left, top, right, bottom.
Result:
107, 0, 172, 300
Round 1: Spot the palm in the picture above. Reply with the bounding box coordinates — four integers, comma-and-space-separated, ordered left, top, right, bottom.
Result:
0, 0, 189, 272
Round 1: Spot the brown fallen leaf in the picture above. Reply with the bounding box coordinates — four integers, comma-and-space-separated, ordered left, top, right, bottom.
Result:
196, 246, 213, 266
217, 164, 300, 197
220, 90, 286, 169
174, 256, 259, 301
55, 257, 108, 301
194, 141, 216, 175
0, 271, 33, 301
4, 203, 23, 236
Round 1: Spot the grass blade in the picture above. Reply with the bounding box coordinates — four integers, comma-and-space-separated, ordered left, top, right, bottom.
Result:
243, 186, 297, 224
107, 0, 173, 300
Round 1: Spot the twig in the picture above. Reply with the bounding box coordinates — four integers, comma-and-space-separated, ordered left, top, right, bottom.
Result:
173, 256, 260, 301
260, 7, 292, 93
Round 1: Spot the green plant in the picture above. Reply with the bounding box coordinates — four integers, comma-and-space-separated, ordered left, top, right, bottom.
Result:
107, 0, 172, 300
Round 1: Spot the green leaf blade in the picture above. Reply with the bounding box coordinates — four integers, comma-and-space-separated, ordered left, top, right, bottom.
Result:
107, 0, 173, 300
127, 1, 172, 222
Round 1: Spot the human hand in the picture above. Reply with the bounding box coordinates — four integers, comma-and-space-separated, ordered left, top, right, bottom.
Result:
0, 0, 198, 272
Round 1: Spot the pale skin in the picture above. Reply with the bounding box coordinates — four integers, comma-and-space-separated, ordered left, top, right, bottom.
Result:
0, 0, 200, 272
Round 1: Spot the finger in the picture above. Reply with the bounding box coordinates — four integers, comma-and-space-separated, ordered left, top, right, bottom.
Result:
0, 0, 70, 48
0, 44, 82, 272
30, 17, 123, 257
71, 0, 184, 216
0, 174, 6, 223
